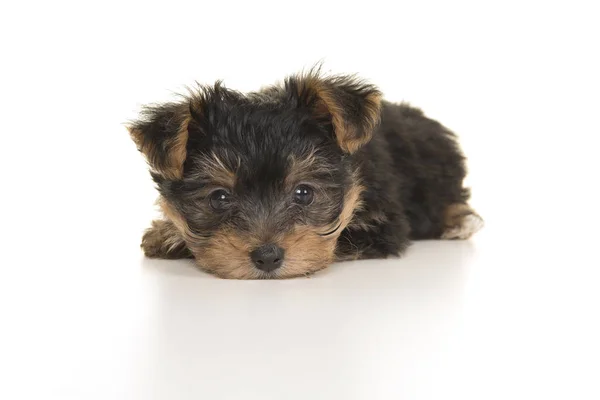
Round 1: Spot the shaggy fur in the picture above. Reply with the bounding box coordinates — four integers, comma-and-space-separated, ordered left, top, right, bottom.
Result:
128, 68, 483, 279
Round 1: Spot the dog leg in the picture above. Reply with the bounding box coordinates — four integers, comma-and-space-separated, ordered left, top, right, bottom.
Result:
141, 219, 194, 259
336, 212, 412, 260
441, 203, 484, 240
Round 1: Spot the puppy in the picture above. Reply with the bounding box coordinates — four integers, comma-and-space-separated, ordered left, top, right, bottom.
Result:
128, 69, 483, 279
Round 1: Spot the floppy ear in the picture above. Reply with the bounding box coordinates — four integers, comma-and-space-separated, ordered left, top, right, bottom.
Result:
127, 102, 192, 180
286, 72, 382, 153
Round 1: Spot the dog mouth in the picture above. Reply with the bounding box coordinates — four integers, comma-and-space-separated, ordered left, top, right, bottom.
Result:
195, 220, 342, 279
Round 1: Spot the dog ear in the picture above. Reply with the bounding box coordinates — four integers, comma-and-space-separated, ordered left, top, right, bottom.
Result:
286, 72, 382, 153
127, 102, 196, 180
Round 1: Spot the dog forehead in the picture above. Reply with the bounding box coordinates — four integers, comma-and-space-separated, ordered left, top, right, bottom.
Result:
236, 149, 292, 190
206, 100, 325, 145
210, 121, 314, 168
197, 105, 339, 192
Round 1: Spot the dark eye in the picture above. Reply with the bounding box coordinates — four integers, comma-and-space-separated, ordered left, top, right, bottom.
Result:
293, 185, 314, 205
209, 189, 231, 211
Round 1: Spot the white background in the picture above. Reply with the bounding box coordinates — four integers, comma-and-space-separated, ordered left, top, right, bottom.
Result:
1, 1, 599, 399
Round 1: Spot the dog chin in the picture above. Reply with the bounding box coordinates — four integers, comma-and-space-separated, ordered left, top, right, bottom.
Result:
201, 262, 328, 280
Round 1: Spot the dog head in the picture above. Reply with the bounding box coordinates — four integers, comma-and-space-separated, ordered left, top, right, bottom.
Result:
128, 70, 381, 278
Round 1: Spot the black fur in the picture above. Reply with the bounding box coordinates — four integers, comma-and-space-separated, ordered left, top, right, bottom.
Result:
129, 69, 478, 278
338, 101, 469, 259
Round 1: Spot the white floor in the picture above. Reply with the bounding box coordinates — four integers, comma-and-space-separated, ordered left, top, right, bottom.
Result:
3, 214, 599, 400
1, 1, 599, 399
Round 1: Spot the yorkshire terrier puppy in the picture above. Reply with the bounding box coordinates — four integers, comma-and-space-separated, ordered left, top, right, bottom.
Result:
128, 69, 483, 279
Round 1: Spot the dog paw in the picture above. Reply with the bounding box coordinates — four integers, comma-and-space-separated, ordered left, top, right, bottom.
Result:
141, 227, 166, 258
140, 220, 193, 259
441, 204, 484, 240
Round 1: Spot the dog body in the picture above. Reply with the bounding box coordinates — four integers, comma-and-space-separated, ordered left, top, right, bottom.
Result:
129, 70, 482, 279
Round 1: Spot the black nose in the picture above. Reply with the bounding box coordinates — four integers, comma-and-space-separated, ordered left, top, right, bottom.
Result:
250, 244, 284, 272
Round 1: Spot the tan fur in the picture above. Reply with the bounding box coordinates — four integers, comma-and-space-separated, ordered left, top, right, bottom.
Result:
445, 204, 471, 224
354, 91, 383, 151
168, 118, 190, 179
283, 181, 365, 273
200, 230, 259, 279
194, 152, 237, 189
157, 197, 257, 278
141, 219, 191, 258
441, 203, 484, 240
285, 150, 331, 189
333, 181, 367, 261
279, 226, 338, 277
154, 180, 365, 279
298, 77, 382, 154
158, 197, 198, 241
128, 105, 191, 180
337, 181, 365, 228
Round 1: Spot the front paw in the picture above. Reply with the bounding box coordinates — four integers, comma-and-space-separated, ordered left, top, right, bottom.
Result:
141, 225, 166, 258
140, 220, 193, 259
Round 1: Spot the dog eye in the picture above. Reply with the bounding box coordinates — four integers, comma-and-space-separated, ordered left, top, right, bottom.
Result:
209, 189, 231, 211
293, 185, 314, 205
